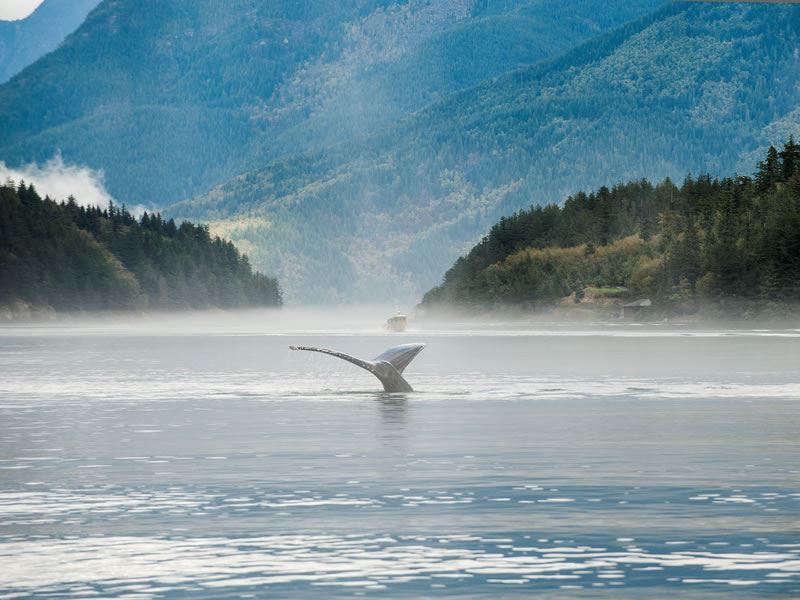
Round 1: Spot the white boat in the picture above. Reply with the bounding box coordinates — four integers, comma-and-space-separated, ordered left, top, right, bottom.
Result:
386, 313, 407, 332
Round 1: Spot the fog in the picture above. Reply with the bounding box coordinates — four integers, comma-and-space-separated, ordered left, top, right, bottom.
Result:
4, 305, 799, 385
0, 154, 115, 207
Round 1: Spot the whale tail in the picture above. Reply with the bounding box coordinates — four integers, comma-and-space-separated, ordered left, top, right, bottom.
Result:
289, 343, 425, 392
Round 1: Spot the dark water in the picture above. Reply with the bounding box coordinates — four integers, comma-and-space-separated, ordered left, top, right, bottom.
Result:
1, 311, 799, 598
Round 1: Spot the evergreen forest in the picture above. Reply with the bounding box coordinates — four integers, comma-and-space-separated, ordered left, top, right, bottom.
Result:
421, 141, 800, 318
172, 2, 800, 301
0, 182, 282, 313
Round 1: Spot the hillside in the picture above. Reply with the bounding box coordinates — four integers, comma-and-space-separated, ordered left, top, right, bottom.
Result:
0, 0, 665, 206
0, 182, 281, 315
420, 141, 800, 318
171, 2, 800, 302
261, 0, 668, 156
0, 0, 391, 204
0, 0, 100, 83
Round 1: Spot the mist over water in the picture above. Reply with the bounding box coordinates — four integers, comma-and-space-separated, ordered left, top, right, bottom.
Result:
1, 308, 799, 597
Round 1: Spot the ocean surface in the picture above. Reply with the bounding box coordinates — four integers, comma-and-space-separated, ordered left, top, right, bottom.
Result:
1, 309, 799, 598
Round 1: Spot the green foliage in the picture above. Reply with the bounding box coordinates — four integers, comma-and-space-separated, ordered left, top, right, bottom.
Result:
421, 141, 800, 317
0, 0, 398, 202
2, 1, 798, 303
171, 2, 800, 302
0, 0, 662, 206
0, 183, 281, 312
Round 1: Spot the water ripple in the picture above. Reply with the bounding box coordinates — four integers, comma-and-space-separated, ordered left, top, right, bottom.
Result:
0, 534, 798, 597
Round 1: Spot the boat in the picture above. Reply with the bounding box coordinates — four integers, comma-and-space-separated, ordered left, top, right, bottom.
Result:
386, 313, 407, 332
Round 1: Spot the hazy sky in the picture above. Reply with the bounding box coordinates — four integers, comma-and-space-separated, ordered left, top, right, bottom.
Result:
0, 0, 43, 21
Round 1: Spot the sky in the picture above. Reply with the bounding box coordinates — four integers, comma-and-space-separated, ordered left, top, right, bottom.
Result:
0, 0, 43, 21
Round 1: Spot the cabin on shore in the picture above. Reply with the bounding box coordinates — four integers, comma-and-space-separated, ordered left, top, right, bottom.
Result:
621, 298, 652, 319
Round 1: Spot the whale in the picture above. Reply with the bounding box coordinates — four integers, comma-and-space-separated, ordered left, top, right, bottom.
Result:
289, 343, 426, 392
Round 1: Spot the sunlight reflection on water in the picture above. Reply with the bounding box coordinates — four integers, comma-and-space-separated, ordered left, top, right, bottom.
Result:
0, 314, 798, 597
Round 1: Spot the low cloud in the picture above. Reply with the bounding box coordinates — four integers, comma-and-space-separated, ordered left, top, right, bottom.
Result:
0, 155, 115, 208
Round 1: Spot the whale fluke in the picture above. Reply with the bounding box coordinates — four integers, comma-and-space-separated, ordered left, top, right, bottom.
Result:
289, 343, 425, 392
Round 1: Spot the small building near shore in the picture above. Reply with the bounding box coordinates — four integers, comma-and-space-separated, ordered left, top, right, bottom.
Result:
621, 298, 652, 319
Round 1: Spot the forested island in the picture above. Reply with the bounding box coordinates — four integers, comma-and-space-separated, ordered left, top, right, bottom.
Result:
421, 141, 800, 319
0, 181, 281, 316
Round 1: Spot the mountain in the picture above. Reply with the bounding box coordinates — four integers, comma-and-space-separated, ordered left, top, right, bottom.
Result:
258, 0, 669, 157
0, 0, 392, 204
0, 0, 666, 206
0, 0, 101, 83
419, 140, 800, 318
0, 182, 282, 314
170, 2, 800, 302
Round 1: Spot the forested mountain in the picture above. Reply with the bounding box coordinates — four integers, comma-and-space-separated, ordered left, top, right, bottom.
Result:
0, 182, 281, 314
0, 0, 665, 205
171, 2, 800, 302
0, 0, 101, 83
421, 141, 800, 317
3, 1, 797, 304
262, 0, 667, 155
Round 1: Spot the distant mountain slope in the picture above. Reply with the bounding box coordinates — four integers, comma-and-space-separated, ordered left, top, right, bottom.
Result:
0, 0, 393, 204
0, 0, 665, 205
171, 2, 800, 302
0, 0, 101, 83
261, 0, 668, 156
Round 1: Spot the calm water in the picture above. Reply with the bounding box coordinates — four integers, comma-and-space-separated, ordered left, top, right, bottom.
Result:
1, 310, 799, 598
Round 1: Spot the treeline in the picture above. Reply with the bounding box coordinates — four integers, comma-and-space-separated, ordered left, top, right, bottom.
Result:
0, 182, 281, 313
421, 140, 800, 317
173, 3, 800, 302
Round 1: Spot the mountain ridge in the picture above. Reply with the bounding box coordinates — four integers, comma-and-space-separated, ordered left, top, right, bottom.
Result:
0, 0, 666, 205
171, 2, 800, 302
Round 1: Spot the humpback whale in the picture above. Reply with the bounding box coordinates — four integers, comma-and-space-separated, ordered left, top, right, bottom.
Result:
289, 343, 425, 392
